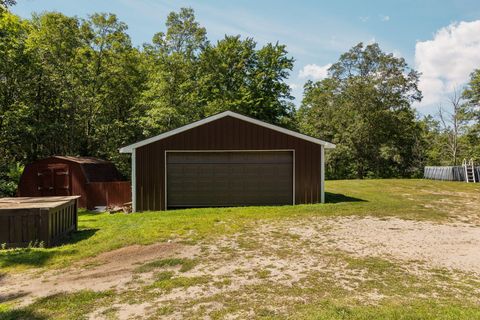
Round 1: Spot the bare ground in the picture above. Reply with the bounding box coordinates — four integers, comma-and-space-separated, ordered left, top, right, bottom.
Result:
287, 216, 480, 274
0, 243, 198, 306
1, 215, 480, 319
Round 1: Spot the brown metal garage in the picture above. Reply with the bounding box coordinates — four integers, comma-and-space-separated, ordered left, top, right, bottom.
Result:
119, 111, 335, 211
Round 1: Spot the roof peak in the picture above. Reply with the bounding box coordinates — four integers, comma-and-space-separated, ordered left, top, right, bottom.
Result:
119, 110, 335, 153
51, 156, 110, 164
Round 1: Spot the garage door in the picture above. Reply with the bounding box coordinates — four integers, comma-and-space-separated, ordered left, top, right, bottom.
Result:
166, 151, 293, 208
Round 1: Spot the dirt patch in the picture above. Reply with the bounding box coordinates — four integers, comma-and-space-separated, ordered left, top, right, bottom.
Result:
0, 242, 198, 306
91, 242, 187, 267
288, 217, 480, 275
2, 216, 480, 318
107, 216, 480, 318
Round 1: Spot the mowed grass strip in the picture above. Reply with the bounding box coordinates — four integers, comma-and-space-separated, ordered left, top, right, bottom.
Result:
0, 179, 478, 273
291, 300, 480, 320
0, 290, 114, 320
2, 292, 478, 320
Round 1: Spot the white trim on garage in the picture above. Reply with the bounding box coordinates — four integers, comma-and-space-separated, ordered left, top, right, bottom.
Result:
131, 148, 136, 212
320, 145, 325, 203
119, 111, 336, 153
164, 150, 296, 210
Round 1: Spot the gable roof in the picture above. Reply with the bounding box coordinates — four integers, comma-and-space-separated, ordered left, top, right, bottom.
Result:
119, 111, 335, 153
41, 156, 124, 182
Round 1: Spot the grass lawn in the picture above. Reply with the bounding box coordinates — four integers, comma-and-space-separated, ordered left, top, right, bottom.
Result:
1, 179, 480, 319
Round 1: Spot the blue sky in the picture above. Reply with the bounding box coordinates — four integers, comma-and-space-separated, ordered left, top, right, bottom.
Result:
12, 0, 480, 115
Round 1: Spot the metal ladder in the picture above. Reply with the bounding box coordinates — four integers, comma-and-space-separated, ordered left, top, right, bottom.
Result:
463, 159, 476, 183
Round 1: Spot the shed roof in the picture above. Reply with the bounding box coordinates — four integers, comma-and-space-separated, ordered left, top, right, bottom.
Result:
52, 156, 110, 164
119, 111, 335, 153
32, 156, 124, 182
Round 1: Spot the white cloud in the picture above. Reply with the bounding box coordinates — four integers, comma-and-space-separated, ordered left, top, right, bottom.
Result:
392, 49, 402, 58
299, 63, 332, 80
359, 16, 370, 23
415, 20, 480, 106
288, 83, 300, 90
380, 15, 390, 22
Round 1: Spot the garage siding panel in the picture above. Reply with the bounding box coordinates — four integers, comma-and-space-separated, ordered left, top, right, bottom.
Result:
135, 116, 322, 211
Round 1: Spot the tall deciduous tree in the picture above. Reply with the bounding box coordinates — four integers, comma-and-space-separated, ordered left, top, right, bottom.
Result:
140, 8, 207, 135
1, 7, 298, 195
199, 36, 295, 126
462, 69, 480, 161
0, 11, 146, 181
141, 8, 295, 136
0, 12, 31, 195
25, 12, 84, 158
78, 13, 146, 172
298, 43, 423, 178
438, 89, 469, 165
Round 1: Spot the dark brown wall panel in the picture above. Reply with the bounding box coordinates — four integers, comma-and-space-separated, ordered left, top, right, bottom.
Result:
136, 116, 322, 211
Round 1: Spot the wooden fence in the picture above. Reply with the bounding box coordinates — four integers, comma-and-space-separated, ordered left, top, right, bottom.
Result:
424, 166, 480, 182
86, 181, 131, 208
0, 196, 78, 247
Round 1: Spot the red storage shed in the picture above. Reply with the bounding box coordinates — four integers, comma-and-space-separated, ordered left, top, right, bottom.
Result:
17, 156, 131, 209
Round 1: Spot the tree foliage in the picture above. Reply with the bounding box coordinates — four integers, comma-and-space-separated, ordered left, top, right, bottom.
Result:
461, 69, 480, 160
140, 9, 295, 137
2, 7, 480, 195
416, 78, 480, 168
0, 0, 16, 13
0, 8, 295, 195
199, 36, 295, 126
298, 43, 424, 178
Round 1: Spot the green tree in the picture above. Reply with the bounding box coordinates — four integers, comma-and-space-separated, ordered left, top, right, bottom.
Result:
0, 11, 146, 177
77, 13, 146, 172
418, 115, 446, 166
0, 0, 16, 14
462, 69, 480, 161
1, 7, 299, 188
463, 69, 480, 107
0, 12, 30, 195
24, 12, 85, 159
140, 7, 207, 136
141, 8, 295, 136
0, 12, 31, 164
199, 36, 295, 126
298, 43, 422, 179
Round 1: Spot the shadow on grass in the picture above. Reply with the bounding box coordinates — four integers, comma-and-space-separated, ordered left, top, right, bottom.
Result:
325, 192, 367, 204
57, 228, 98, 246
79, 210, 105, 216
0, 229, 97, 269
0, 248, 77, 269
0, 291, 29, 304
0, 309, 47, 320
79, 219, 100, 222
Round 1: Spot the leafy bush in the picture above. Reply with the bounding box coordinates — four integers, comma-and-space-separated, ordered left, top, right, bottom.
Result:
0, 162, 24, 197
